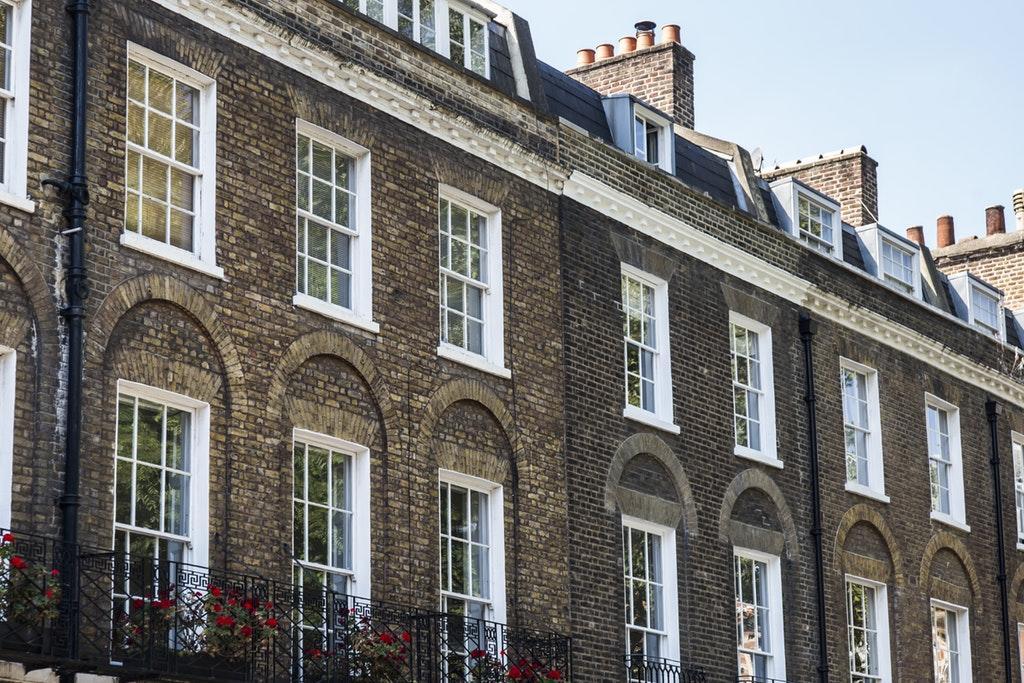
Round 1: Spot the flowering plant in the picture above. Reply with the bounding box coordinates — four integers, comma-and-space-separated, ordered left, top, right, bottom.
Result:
320, 607, 412, 682
0, 533, 62, 625
201, 585, 279, 659
465, 649, 565, 682
116, 587, 179, 654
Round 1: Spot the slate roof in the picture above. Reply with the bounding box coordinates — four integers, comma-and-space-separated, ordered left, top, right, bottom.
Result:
841, 226, 867, 271
488, 24, 517, 98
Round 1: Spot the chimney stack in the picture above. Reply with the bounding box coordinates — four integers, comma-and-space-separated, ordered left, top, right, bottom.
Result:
906, 226, 925, 246
566, 20, 696, 129
635, 21, 656, 49
1014, 189, 1024, 231
761, 147, 879, 228
937, 215, 956, 248
595, 43, 614, 60
985, 205, 1006, 236
576, 48, 595, 66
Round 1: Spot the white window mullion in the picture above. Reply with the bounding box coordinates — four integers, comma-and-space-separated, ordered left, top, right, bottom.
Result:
0, 348, 16, 530
436, 0, 451, 58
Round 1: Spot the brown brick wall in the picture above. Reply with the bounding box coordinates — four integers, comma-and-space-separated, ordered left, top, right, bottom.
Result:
763, 149, 880, 228
934, 233, 1024, 313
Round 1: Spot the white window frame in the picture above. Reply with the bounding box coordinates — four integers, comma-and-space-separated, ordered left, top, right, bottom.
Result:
840, 358, 888, 503
113, 379, 210, 568
931, 599, 972, 683
0, 346, 15, 529
926, 394, 968, 532
729, 312, 778, 467
436, 185, 507, 378
631, 104, 673, 173
292, 120, 377, 334
437, 469, 506, 627
344, 0, 490, 77
292, 428, 372, 598
621, 263, 677, 435
0, 0, 33, 213
122, 43, 221, 279
622, 515, 679, 666
968, 283, 1004, 340
769, 178, 844, 262
845, 575, 893, 683
734, 547, 787, 681
879, 238, 916, 294
1013, 432, 1024, 550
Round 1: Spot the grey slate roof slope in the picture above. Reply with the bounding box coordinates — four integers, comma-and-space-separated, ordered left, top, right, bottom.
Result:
1006, 311, 1023, 350
841, 225, 867, 271
488, 24, 517, 97
538, 62, 739, 210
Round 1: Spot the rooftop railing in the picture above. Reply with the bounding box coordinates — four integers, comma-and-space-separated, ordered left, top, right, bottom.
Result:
0, 530, 573, 681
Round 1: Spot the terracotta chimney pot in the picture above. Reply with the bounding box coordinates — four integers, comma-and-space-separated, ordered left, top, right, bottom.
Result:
986, 205, 1006, 236
906, 226, 925, 246
635, 20, 656, 48
576, 48, 595, 66
595, 43, 614, 60
936, 215, 955, 248
619, 36, 637, 54
661, 24, 681, 44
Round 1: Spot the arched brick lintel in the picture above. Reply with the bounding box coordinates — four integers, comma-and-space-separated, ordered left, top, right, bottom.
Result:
604, 432, 698, 536
417, 378, 518, 459
918, 531, 982, 602
833, 503, 906, 587
718, 468, 800, 560
0, 229, 59, 372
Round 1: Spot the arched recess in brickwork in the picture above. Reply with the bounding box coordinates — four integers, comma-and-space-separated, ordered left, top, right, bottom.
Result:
87, 274, 248, 410
604, 433, 698, 535
918, 532, 982, 606
266, 330, 399, 445
718, 469, 799, 560
0, 230, 59, 373
1010, 561, 1024, 621
833, 504, 905, 587
418, 379, 518, 457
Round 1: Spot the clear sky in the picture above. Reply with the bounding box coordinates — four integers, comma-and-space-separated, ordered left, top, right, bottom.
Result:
505, 0, 1024, 244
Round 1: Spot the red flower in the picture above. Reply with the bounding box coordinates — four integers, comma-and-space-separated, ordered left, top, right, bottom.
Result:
215, 615, 235, 628
132, 598, 145, 610
50, 568, 60, 577
240, 625, 253, 638
227, 597, 238, 607
265, 617, 279, 629
2, 533, 13, 543
209, 586, 222, 598
243, 599, 254, 612
305, 648, 323, 659
212, 602, 223, 613
469, 648, 486, 659
44, 588, 55, 599
264, 601, 274, 610
10, 556, 28, 570
546, 670, 563, 680
508, 665, 523, 680
379, 632, 395, 645
156, 599, 173, 610
401, 631, 411, 643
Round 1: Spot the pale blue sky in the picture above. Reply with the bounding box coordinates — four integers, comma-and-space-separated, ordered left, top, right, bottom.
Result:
507, 0, 1024, 243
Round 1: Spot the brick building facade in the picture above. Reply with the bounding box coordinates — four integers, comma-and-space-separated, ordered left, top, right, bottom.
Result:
1, 2, 1024, 682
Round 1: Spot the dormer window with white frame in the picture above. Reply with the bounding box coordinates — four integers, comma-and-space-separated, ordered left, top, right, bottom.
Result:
769, 178, 843, 260
602, 95, 674, 174
855, 224, 923, 299
970, 284, 1001, 337
881, 239, 915, 293
341, 0, 490, 77
0, 0, 33, 213
947, 272, 1006, 341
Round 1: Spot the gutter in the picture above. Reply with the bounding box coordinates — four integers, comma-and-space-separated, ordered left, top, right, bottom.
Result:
799, 313, 829, 683
986, 399, 1013, 683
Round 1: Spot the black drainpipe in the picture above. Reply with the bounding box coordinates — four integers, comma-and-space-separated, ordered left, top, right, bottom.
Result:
799, 313, 829, 683
986, 399, 1013, 683
45, 0, 90, 671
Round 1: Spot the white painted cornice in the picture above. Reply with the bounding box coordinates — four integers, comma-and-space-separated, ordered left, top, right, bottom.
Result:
565, 171, 1024, 408
150, 0, 567, 192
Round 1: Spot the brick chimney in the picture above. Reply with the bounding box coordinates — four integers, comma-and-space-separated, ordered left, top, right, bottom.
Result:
565, 21, 695, 129
761, 147, 879, 228
986, 205, 1006, 236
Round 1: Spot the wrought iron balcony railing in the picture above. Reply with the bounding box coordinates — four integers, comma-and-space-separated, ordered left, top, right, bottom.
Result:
624, 654, 708, 683
736, 676, 797, 683
0, 530, 573, 681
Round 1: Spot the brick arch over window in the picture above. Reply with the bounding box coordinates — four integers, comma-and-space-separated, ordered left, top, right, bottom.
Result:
604, 432, 698, 534
266, 330, 399, 445
718, 469, 799, 560
833, 504, 905, 587
1010, 561, 1024, 622
0, 230, 59, 375
918, 532, 982, 607
418, 379, 518, 458
87, 274, 248, 410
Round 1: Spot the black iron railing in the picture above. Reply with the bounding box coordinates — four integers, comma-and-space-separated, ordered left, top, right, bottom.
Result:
736, 677, 797, 683
624, 654, 707, 682
0, 530, 573, 681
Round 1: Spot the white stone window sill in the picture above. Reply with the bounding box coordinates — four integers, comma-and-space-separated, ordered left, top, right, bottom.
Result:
622, 405, 680, 435
121, 232, 225, 279
293, 294, 380, 334
844, 482, 890, 504
735, 446, 783, 469
437, 344, 511, 379
931, 512, 970, 533
1017, 541, 1024, 552
0, 190, 35, 214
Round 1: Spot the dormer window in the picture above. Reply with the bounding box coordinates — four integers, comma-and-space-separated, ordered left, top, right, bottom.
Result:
634, 114, 660, 165
342, 0, 490, 77
971, 284, 1001, 335
797, 193, 836, 254
880, 239, 915, 293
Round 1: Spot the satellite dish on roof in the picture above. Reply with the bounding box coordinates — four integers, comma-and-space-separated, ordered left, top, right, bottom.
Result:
751, 147, 764, 172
